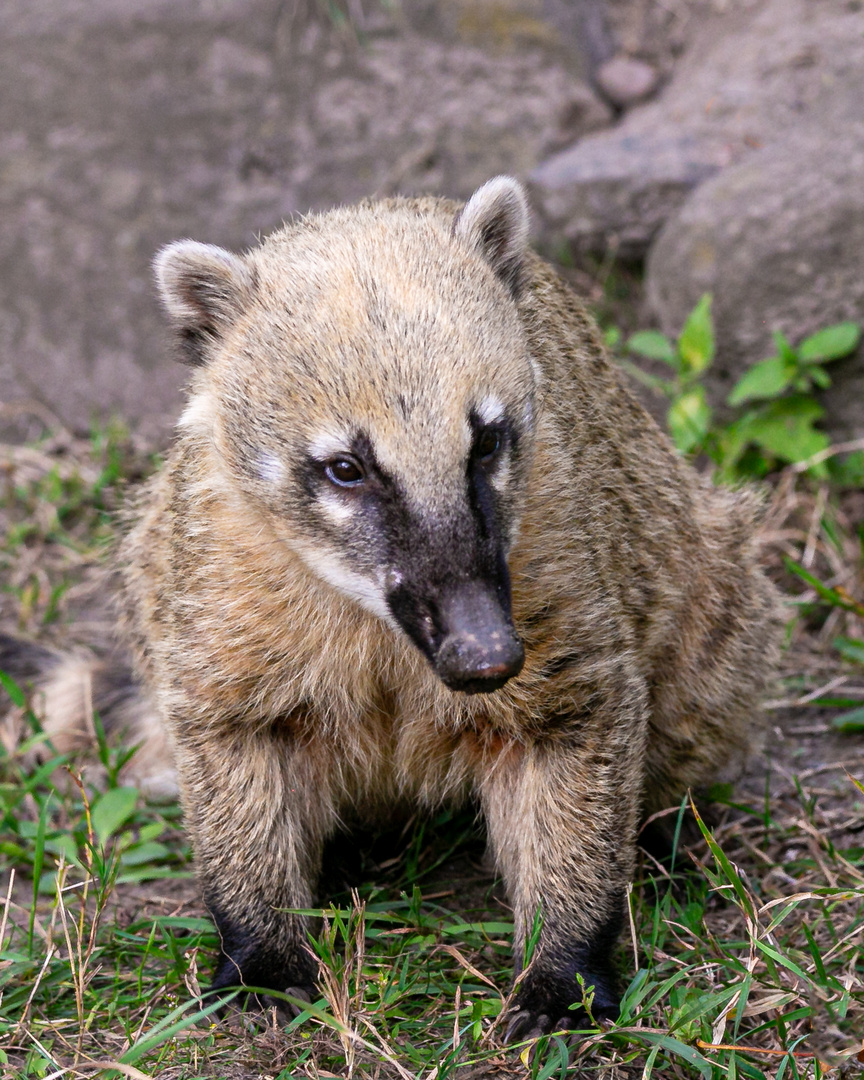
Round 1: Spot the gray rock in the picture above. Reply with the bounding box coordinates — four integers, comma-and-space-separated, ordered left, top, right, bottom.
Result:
646, 124, 864, 439
596, 55, 659, 109
0, 0, 600, 441
543, 84, 616, 154
530, 0, 864, 257
529, 130, 726, 257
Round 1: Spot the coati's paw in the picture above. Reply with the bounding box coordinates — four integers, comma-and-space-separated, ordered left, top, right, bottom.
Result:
209, 949, 317, 1018
504, 972, 619, 1043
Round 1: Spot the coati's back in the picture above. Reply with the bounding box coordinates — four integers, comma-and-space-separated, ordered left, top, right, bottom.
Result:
511, 251, 780, 808
10, 178, 781, 1040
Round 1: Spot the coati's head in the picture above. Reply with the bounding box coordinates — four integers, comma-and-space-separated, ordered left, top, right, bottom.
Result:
155, 178, 538, 694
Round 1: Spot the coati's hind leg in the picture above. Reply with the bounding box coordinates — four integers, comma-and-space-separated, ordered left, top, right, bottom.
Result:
171, 721, 338, 1007
477, 672, 648, 1041
643, 602, 780, 821
643, 495, 782, 818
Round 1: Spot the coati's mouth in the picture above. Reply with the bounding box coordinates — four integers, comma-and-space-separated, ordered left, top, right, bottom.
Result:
387, 580, 525, 695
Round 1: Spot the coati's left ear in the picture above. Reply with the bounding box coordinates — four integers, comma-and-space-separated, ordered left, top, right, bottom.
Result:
453, 177, 530, 298
154, 241, 256, 366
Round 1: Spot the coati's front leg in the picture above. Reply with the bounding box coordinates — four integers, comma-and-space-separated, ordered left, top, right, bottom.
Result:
477, 682, 647, 1041
171, 721, 337, 1006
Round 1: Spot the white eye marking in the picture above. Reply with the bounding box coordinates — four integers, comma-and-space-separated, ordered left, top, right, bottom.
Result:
318, 491, 354, 523
256, 451, 286, 485
488, 459, 511, 494
476, 395, 506, 426
308, 429, 353, 462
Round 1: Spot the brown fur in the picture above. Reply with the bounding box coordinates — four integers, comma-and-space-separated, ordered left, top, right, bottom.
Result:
6, 180, 783, 1037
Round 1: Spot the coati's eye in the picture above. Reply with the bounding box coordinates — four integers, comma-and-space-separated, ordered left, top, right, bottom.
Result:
325, 456, 365, 487
474, 427, 502, 463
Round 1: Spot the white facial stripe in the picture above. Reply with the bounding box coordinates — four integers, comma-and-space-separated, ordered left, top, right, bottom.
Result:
460, 417, 472, 455
476, 395, 506, 425
308, 429, 352, 461
177, 391, 215, 432
292, 541, 395, 623
256, 451, 286, 485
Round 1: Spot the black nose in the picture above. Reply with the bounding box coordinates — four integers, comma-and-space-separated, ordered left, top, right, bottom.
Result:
432, 584, 524, 694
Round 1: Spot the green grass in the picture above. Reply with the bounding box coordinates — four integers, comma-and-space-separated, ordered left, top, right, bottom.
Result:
0, 701, 862, 1078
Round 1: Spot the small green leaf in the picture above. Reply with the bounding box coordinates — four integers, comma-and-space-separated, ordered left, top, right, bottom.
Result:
45, 834, 80, 865
798, 321, 861, 363
677, 294, 714, 375
690, 801, 757, 920
835, 637, 864, 664
710, 413, 756, 476
727, 355, 795, 405
772, 329, 796, 363
626, 330, 677, 367
91, 786, 139, 846
146, 916, 217, 933
29, 796, 50, 952
668, 387, 711, 453
831, 707, 864, 733
617, 968, 651, 1023
739, 396, 828, 464
120, 840, 171, 867
809, 366, 831, 388
828, 450, 864, 488
752, 939, 814, 987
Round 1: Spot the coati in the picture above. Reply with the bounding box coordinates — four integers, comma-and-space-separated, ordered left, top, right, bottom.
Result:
0, 178, 782, 1041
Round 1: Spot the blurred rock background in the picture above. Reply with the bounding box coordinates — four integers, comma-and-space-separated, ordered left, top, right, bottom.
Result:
1, 0, 862, 442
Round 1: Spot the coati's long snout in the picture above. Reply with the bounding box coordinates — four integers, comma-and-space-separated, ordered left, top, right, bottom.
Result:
388, 575, 524, 693
381, 450, 525, 693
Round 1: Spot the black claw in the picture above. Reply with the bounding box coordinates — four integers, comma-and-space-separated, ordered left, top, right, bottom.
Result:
504, 963, 620, 1044
505, 1005, 590, 1044
504, 1008, 549, 1044
282, 984, 314, 1018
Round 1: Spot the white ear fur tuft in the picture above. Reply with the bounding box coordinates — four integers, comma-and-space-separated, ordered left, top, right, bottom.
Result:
153, 241, 254, 366
453, 177, 530, 297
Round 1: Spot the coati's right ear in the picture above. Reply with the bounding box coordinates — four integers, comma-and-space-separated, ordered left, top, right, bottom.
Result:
154, 241, 256, 366
453, 177, 530, 298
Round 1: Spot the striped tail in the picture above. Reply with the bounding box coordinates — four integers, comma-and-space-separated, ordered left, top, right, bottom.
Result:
0, 632, 176, 800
